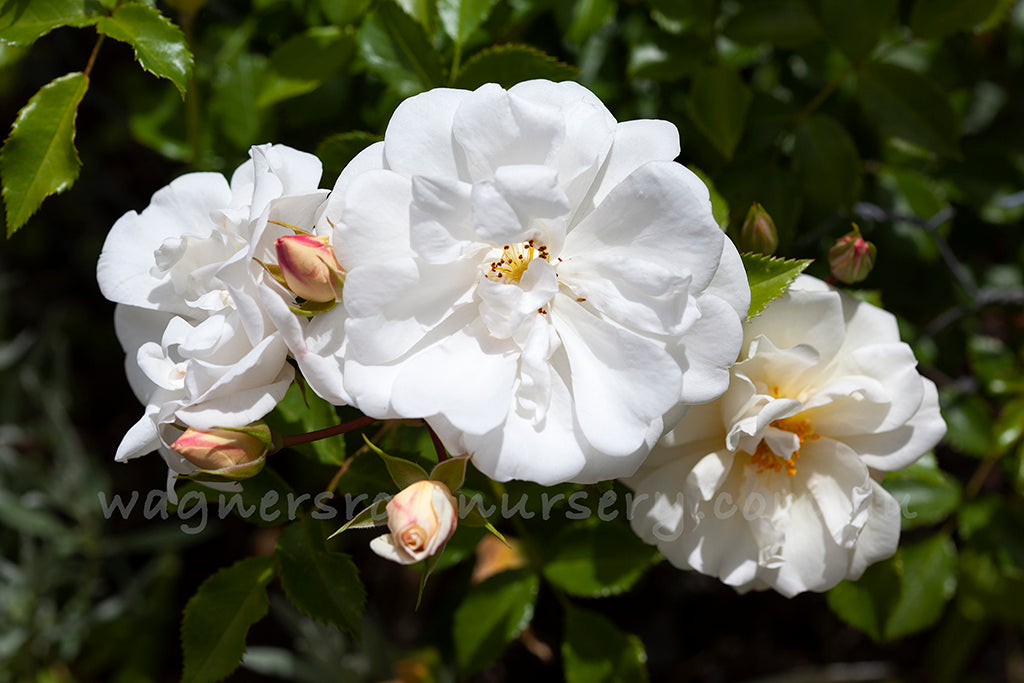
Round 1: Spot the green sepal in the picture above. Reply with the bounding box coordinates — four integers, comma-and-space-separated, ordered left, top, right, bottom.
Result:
288, 298, 338, 317
330, 268, 346, 299
328, 496, 390, 539
254, 258, 288, 288
416, 545, 447, 610
362, 434, 430, 488
430, 455, 470, 492
175, 454, 267, 482
460, 505, 509, 547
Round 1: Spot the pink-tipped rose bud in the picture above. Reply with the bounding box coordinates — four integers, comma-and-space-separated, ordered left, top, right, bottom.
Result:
275, 234, 345, 303
171, 425, 269, 479
370, 480, 458, 565
829, 225, 876, 284
740, 202, 779, 254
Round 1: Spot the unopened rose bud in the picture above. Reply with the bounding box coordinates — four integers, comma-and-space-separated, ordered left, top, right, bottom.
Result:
370, 480, 458, 565
740, 202, 779, 254
829, 225, 876, 284
275, 234, 345, 303
171, 425, 269, 480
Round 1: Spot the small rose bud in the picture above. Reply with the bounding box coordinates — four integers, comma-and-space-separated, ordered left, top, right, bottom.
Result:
370, 480, 458, 565
829, 224, 877, 284
171, 424, 270, 480
275, 234, 345, 303
740, 202, 779, 254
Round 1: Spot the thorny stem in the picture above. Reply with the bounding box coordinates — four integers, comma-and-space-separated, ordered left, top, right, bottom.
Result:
282, 415, 377, 448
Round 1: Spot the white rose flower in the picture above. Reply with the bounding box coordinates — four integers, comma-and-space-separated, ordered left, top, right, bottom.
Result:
314, 80, 749, 485
97, 144, 327, 471
625, 275, 947, 596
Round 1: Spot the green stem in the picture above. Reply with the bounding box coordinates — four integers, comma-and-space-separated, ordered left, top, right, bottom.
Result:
792, 63, 857, 126
450, 41, 463, 86
83, 34, 105, 78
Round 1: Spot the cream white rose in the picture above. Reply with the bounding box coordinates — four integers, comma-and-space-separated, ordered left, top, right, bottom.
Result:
625, 275, 946, 596
370, 480, 459, 565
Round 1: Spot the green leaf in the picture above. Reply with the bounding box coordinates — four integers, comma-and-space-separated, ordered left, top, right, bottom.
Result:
794, 114, 862, 208
359, 0, 443, 97
885, 534, 958, 639
438, 0, 499, 46
181, 556, 276, 683
96, 3, 192, 97
723, 0, 822, 48
686, 66, 752, 160
453, 44, 578, 90
882, 457, 962, 530
320, 0, 372, 26
857, 63, 960, 159
453, 568, 539, 675
212, 51, 268, 151
363, 434, 430, 488
562, 605, 648, 683
0, 0, 101, 45
819, 0, 897, 62
258, 26, 355, 107
316, 131, 381, 189
995, 397, 1024, 455
967, 335, 1021, 395
741, 253, 812, 320
941, 389, 994, 458
828, 534, 957, 641
564, 0, 616, 45
542, 523, 660, 598
910, 0, 1000, 39
276, 518, 366, 637
1, 71, 89, 236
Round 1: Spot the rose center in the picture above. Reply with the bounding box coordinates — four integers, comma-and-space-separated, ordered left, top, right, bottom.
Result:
400, 525, 428, 551
486, 240, 549, 284
749, 416, 817, 477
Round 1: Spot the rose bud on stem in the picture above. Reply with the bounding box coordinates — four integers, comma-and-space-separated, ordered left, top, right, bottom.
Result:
740, 202, 779, 254
370, 480, 458, 565
171, 423, 272, 480
829, 224, 877, 284
275, 234, 345, 303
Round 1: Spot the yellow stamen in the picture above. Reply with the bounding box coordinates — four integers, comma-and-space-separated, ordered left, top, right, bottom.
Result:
485, 240, 549, 284
748, 417, 818, 477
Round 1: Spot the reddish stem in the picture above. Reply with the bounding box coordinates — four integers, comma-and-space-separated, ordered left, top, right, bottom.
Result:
427, 423, 449, 462
282, 415, 377, 448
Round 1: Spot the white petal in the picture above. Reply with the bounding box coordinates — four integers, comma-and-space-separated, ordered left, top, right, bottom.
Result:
317, 140, 386, 230
410, 175, 479, 263
563, 162, 725, 293
847, 481, 901, 579
669, 292, 746, 405
587, 118, 680, 209
115, 406, 162, 462
554, 296, 682, 456
369, 533, 419, 565
383, 88, 468, 179
849, 377, 946, 471
801, 439, 873, 547
335, 170, 415, 265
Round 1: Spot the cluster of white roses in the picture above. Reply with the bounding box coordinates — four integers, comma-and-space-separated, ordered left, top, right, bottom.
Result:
97, 80, 945, 596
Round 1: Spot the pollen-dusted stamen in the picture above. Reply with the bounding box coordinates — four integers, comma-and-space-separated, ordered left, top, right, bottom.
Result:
749, 416, 818, 477
485, 239, 549, 284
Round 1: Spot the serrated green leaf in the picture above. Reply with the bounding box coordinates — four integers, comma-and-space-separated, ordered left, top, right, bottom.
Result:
359, 0, 443, 97
794, 114, 862, 208
882, 459, 962, 530
181, 556, 276, 683
363, 435, 430, 488
438, 0, 499, 46
453, 568, 539, 674
562, 605, 648, 683
909, 0, 1000, 39
453, 44, 578, 90
741, 253, 812, 320
316, 131, 381, 190
276, 519, 366, 637
819, 0, 897, 62
96, 3, 192, 97
0, 0, 101, 45
2, 71, 88, 235
723, 0, 822, 47
686, 65, 752, 160
940, 389, 994, 458
258, 26, 354, 108
542, 523, 659, 598
857, 63, 960, 159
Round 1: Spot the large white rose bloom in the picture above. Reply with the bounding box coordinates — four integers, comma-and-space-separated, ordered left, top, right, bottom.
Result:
625, 275, 947, 596
315, 80, 750, 485
97, 144, 328, 474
